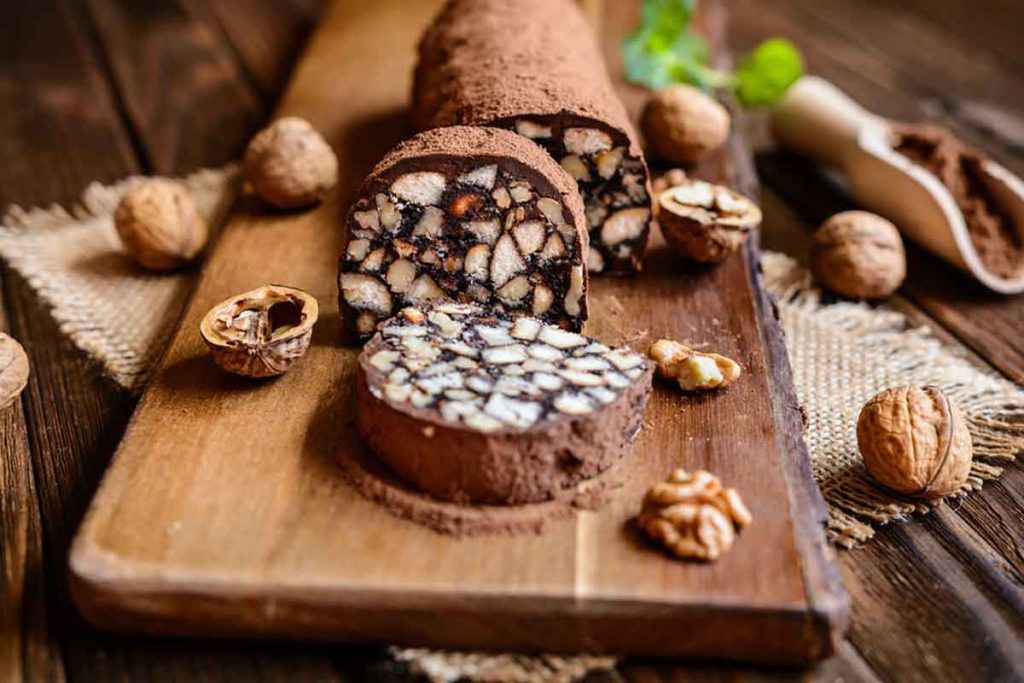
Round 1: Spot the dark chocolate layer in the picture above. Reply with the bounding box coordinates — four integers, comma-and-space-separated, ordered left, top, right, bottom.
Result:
339, 127, 589, 341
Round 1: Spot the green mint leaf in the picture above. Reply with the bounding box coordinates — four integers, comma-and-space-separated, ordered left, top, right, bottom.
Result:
622, 0, 705, 90
734, 38, 804, 107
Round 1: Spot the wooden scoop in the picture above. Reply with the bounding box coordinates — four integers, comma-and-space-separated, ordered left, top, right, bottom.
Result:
771, 76, 1024, 294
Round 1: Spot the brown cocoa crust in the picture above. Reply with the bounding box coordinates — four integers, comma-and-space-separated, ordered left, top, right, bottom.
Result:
413, 0, 640, 158
355, 337, 653, 506
412, 0, 652, 273
361, 127, 585, 224
339, 127, 589, 343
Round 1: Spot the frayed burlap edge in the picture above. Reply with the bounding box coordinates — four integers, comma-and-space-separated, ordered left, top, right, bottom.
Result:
0, 166, 239, 391
762, 252, 1024, 548
389, 648, 617, 683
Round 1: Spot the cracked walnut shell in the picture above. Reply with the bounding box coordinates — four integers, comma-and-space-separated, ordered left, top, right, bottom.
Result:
200, 285, 318, 378
114, 179, 209, 271
0, 333, 29, 410
857, 385, 973, 499
244, 117, 338, 209
638, 469, 752, 561
656, 177, 761, 264
811, 211, 906, 300
648, 339, 740, 391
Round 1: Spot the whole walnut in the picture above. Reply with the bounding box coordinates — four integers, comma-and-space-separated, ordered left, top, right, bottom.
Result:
857, 386, 973, 498
810, 211, 906, 300
114, 179, 208, 271
641, 84, 731, 164
244, 117, 338, 209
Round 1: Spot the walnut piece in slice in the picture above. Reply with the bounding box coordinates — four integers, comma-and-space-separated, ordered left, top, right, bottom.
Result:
637, 468, 752, 561
648, 338, 741, 391
200, 285, 318, 378
656, 176, 761, 264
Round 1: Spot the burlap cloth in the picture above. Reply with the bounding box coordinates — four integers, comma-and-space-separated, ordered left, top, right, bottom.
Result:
2, 170, 1023, 681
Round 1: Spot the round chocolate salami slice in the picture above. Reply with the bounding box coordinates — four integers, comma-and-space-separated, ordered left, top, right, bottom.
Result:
413, 0, 652, 274
356, 303, 653, 505
339, 127, 589, 342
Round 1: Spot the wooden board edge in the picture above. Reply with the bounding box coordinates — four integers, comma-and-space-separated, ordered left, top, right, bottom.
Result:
68, 534, 833, 664
738, 122, 851, 657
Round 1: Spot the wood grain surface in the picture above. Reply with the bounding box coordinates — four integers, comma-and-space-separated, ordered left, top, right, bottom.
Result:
66, 0, 844, 664
2, 0, 1023, 680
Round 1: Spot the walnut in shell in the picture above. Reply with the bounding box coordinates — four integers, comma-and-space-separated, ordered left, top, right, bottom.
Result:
648, 338, 740, 391
0, 333, 29, 410
200, 285, 318, 378
114, 179, 208, 271
638, 468, 752, 561
656, 177, 761, 264
856, 386, 973, 498
244, 117, 338, 209
641, 84, 731, 164
810, 211, 906, 300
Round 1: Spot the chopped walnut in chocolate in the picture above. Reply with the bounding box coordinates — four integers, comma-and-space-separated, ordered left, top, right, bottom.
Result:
649, 339, 741, 392
340, 127, 589, 341
638, 468, 752, 561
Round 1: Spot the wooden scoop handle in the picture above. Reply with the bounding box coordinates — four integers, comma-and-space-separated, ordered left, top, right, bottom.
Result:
771, 76, 889, 168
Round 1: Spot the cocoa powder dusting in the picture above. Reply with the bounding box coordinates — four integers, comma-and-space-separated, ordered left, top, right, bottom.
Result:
337, 444, 628, 537
894, 124, 1024, 279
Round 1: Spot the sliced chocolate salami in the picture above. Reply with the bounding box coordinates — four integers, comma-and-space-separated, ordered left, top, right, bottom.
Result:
339, 127, 589, 342
413, 0, 652, 274
356, 303, 653, 504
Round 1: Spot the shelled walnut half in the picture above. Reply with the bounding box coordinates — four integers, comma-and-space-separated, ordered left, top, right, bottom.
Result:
200, 285, 318, 378
0, 333, 29, 410
656, 177, 761, 264
648, 338, 741, 392
638, 468, 752, 561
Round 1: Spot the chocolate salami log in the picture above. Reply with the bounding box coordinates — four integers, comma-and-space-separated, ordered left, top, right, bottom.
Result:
356, 303, 653, 504
413, 0, 652, 274
339, 126, 589, 341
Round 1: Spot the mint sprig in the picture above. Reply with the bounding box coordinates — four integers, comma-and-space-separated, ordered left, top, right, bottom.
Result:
622, 0, 803, 107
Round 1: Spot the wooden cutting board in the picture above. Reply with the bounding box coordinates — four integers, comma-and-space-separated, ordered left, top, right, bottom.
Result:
69, 0, 847, 664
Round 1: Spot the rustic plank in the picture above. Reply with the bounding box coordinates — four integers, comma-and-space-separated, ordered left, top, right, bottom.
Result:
841, 520, 1024, 682
731, 0, 1024, 385
758, 184, 1024, 681
0, 285, 63, 683
203, 0, 326, 106
84, 0, 265, 174
0, 2, 145, 680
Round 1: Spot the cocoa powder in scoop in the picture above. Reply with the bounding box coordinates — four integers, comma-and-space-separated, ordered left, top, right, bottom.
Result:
894, 124, 1024, 279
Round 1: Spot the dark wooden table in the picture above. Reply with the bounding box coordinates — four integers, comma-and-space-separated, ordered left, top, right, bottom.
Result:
2, 1, 1022, 681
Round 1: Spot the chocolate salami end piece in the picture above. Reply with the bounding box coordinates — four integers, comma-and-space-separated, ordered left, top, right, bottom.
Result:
413, 0, 652, 274
356, 303, 653, 505
339, 126, 589, 342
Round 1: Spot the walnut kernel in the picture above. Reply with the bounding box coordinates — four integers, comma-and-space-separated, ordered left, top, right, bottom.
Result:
857, 385, 973, 498
656, 177, 761, 264
811, 211, 906, 300
641, 84, 731, 164
200, 285, 318, 378
114, 179, 208, 271
648, 339, 740, 391
0, 333, 29, 410
244, 117, 338, 209
638, 468, 751, 561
